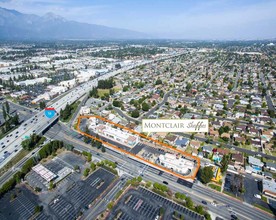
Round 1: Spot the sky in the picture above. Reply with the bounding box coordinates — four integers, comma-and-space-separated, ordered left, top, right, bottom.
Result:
0, 0, 276, 40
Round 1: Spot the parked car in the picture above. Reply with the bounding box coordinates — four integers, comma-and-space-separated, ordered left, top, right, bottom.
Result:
254, 194, 261, 199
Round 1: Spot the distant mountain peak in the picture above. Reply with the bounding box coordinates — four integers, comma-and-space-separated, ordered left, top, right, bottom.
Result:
43, 12, 66, 22
0, 7, 149, 40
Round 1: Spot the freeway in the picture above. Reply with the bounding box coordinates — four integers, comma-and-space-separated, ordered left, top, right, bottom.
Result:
1, 120, 266, 220
0, 60, 154, 169
0, 139, 50, 187
0, 52, 186, 169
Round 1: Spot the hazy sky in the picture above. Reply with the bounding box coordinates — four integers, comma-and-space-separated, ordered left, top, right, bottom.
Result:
0, 0, 276, 40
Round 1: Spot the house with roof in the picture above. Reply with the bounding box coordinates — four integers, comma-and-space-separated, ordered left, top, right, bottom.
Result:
236, 125, 247, 133
212, 121, 222, 129
249, 127, 259, 136
190, 140, 201, 149
221, 133, 230, 139
202, 145, 214, 158
209, 128, 219, 138
251, 138, 262, 148
217, 148, 230, 156
164, 134, 178, 145
230, 153, 244, 171
175, 137, 190, 149
246, 156, 264, 174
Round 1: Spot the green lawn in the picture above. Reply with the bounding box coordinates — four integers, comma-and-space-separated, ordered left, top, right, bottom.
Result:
0, 149, 29, 177
97, 89, 110, 97
209, 183, 221, 192
223, 191, 243, 201
60, 101, 81, 122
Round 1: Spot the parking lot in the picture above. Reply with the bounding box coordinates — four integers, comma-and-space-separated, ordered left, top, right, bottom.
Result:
243, 175, 275, 212
107, 187, 204, 220
223, 172, 244, 198
48, 168, 116, 219
0, 186, 42, 220
26, 151, 86, 190
0, 100, 33, 126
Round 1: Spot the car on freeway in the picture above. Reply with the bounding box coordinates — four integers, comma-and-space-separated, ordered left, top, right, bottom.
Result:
202, 200, 207, 205
162, 181, 168, 185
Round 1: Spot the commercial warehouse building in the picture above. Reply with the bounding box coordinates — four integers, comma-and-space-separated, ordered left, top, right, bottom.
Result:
88, 118, 140, 148
158, 153, 194, 175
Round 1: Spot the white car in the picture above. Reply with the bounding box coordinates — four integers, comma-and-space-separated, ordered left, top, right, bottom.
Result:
211, 202, 217, 207
254, 194, 261, 199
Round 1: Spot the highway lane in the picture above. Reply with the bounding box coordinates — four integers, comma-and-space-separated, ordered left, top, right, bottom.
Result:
0, 60, 152, 168
0, 139, 50, 186
0, 52, 185, 168
14, 123, 269, 220
82, 175, 131, 220
45, 124, 275, 220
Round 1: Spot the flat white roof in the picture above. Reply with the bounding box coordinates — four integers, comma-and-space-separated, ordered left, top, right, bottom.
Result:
159, 153, 194, 170
32, 164, 57, 182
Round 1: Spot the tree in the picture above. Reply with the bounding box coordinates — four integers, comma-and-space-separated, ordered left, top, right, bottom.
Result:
205, 213, 212, 220
5, 101, 10, 115
185, 197, 194, 209
131, 110, 140, 118
123, 86, 129, 92
101, 145, 106, 153
199, 166, 213, 184
142, 102, 150, 111
186, 82, 192, 91
34, 205, 43, 213
74, 165, 80, 171
83, 126, 90, 144
39, 101, 46, 110
146, 181, 152, 188
221, 155, 230, 173
112, 100, 121, 107
90, 163, 96, 171
107, 202, 114, 210
2, 105, 7, 121
227, 82, 233, 91
137, 176, 142, 182
83, 168, 90, 177
195, 205, 204, 215
49, 181, 55, 190
155, 79, 162, 85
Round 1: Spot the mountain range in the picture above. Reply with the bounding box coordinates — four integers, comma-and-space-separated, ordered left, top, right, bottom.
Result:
0, 7, 148, 40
